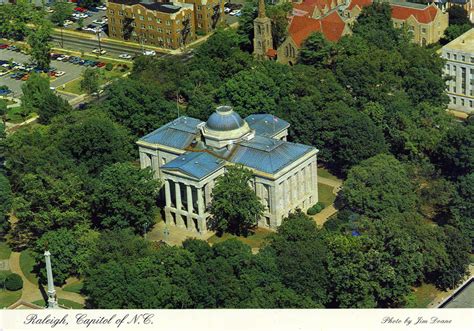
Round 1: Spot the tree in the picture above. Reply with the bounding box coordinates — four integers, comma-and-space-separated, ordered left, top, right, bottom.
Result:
340, 154, 418, 219
216, 69, 279, 117
433, 225, 470, 290
0, 99, 7, 125
51, 1, 74, 48
27, 22, 52, 70
268, 211, 329, 305
20, 73, 71, 124
450, 174, 474, 251
267, 2, 292, 49
447, 5, 471, 26
208, 165, 264, 236
99, 79, 176, 137
9, 171, 90, 248
80, 68, 100, 95
0, 174, 12, 234
91, 162, 160, 233
59, 112, 133, 174
441, 24, 472, 44
5, 273, 23, 291
311, 105, 388, 175
33, 224, 99, 285
299, 32, 335, 68
433, 119, 474, 178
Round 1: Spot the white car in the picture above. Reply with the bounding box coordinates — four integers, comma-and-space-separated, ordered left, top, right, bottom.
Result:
72, 12, 88, 19
54, 71, 65, 77
224, 7, 231, 14
63, 20, 74, 26
230, 10, 241, 16
92, 48, 107, 55
143, 50, 156, 56
93, 19, 107, 25
97, 5, 107, 10
119, 53, 132, 59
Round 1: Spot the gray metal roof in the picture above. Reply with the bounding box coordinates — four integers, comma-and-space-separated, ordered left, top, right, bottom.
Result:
230, 136, 315, 174
162, 152, 225, 180
206, 106, 245, 131
245, 114, 289, 138
139, 116, 203, 150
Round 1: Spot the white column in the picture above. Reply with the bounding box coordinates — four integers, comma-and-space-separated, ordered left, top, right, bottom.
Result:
44, 251, 58, 309
175, 182, 185, 228
197, 187, 204, 216
186, 185, 196, 231
204, 183, 211, 207
164, 180, 171, 207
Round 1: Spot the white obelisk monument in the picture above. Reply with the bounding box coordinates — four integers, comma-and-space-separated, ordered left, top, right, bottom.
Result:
44, 250, 59, 309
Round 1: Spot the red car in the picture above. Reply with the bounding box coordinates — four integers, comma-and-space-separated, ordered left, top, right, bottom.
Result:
96, 62, 106, 68
74, 7, 86, 12
0, 44, 9, 49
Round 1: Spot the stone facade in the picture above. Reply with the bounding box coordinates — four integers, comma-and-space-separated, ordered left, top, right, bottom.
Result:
137, 106, 319, 233
253, 0, 274, 59
441, 28, 474, 113
177, 0, 224, 35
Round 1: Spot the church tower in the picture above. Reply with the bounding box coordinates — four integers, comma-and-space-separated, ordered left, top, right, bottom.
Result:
253, 0, 273, 59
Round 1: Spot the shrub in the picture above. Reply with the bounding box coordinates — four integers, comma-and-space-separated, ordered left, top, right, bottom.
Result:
307, 202, 326, 215
105, 63, 113, 71
5, 273, 23, 291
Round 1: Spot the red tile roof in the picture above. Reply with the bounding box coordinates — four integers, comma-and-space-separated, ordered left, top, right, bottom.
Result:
293, 0, 334, 17
289, 11, 346, 47
347, 0, 372, 11
266, 48, 277, 58
391, 4, 439, 24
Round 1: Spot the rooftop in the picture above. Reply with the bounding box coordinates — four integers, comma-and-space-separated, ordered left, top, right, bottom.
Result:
140, 116, 203, 150
390, 2, 439, 24
109, 0, 183, 13
161, 152, 225, 180
245, 114, 290, 138
443, 28, 474, 53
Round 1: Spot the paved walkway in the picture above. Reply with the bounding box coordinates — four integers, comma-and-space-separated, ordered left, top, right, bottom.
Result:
147, 221, 215, 246
8, 252, 85, 306
318, 176, 343, 188
311, 176, 342, 227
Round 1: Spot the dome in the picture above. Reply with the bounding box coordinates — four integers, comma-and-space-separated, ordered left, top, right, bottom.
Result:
205, 106, 245, 132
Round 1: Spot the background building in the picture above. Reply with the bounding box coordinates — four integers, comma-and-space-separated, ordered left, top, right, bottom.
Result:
137, 106, 319, 233
442, 28, 474, 113
107, 0, 223, 49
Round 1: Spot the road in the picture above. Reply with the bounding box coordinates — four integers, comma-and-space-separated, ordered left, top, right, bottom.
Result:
51, 32, 167, 58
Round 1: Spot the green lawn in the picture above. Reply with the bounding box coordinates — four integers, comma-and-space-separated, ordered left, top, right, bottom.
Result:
0, 289, 22, 308
0, 242, 12, 260
33, 298, 84, 309
412, 283, 442, 308
207, 228, 273, 249
61, 67, 128, 95
63, 280, 83, 294
318, 183, 336, 207
317, 167, 341, 181
19, 249, 38, 285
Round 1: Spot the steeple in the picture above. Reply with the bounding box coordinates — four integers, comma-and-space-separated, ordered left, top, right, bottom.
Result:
44, 251, 58, 309
253, 0, 273, 59
258, 0, 267, 18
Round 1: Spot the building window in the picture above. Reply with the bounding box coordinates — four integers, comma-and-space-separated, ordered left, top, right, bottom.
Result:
453, 97, 456, 104
166, 20, 171, 26
156, 18, 162, 24
139, 15, 144, 20
421, 27, 427, 33
198, 5, 202, 10
447, 52, 450, 59
148, 25, 153, 29
471, 57, 474, 63
461, 55, 465, 62
109, 9, 114, 14
157, 28, 162, 32
119, 10, 123, 16
454, 54, 457, 60
141, 24, 145, 29
148, 16, 152, 21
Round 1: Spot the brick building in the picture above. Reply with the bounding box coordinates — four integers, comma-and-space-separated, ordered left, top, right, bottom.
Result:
107, 0, 224, 49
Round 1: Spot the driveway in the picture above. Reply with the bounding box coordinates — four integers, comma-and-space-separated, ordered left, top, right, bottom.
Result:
0, 48, 85, 97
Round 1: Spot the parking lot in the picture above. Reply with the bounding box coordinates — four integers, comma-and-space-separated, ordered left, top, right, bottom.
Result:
0, 48, 86, 98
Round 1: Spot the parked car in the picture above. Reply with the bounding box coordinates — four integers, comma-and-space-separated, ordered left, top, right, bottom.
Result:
89, 7, 99, 12
21, 74, 30, 81
0, 44, 9, 49
0, 88, 12, 95
119, 53, 132, 59
63, 20, 74, 26
92, 19, 107, 25
97, 5, 107, 10
96, 62, 106, 68
7, 45, 18, 51
74, 7, 87, 12
230, 10, 241, 16
61, 55, 71, 62
51, 53, 62, 60
143, 50, 156, 56
92, 48, 107, 55
54, 71, 65, 77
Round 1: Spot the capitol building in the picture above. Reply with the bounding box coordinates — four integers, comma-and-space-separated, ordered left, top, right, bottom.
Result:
137, 106, 319, 234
